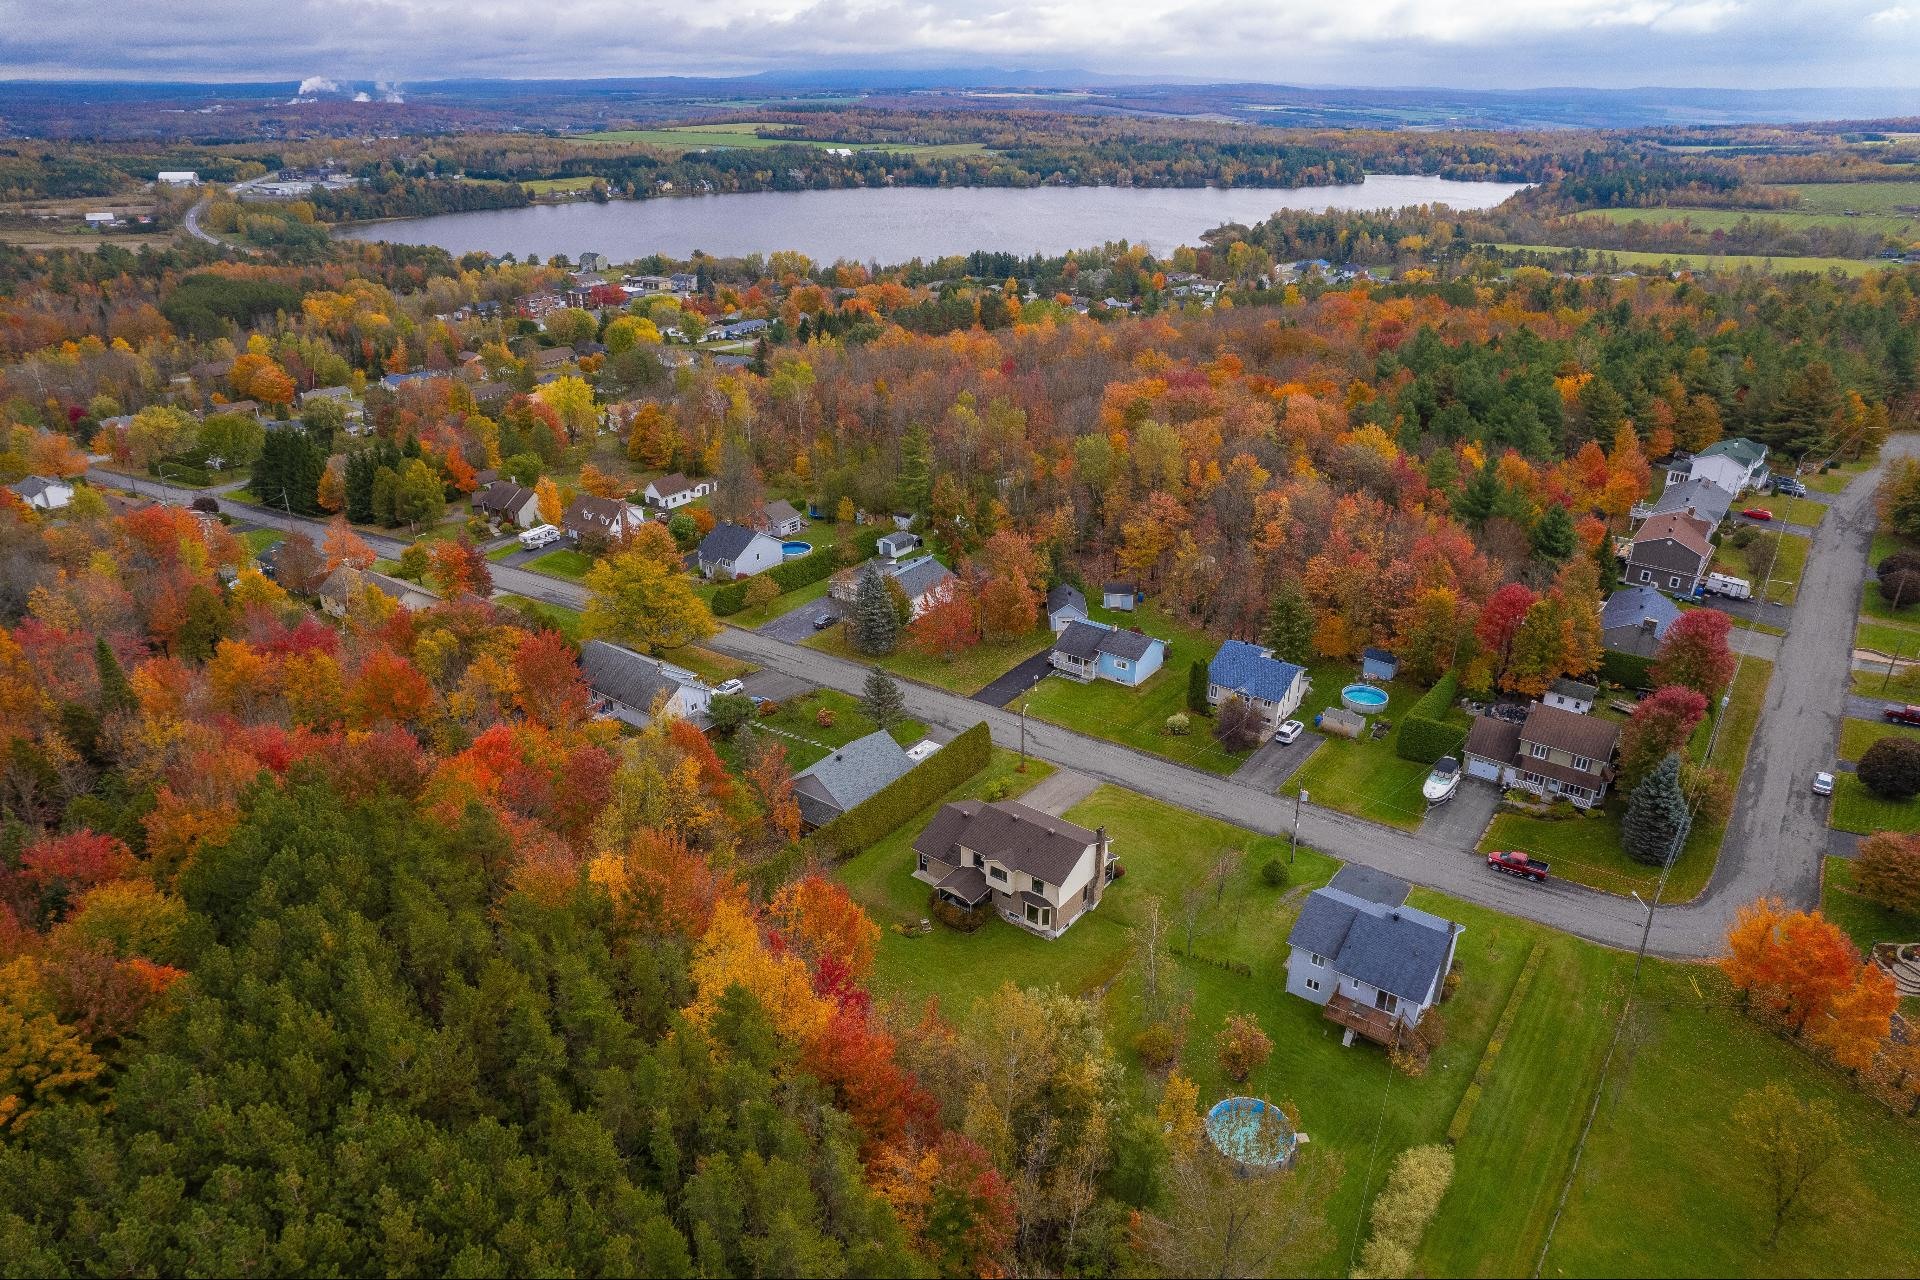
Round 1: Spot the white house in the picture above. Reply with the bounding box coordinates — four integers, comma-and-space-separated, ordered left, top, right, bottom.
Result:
1206, 640, 1309, 739
10, 476, 75, 511
579, 641, 712, 728
1543, 678, 1597, 715
1679, 438, 1769, 498
157, 170, 199, 185
643, 473, 713, 510
697, 522, 785, 579
876, 531, 921, 561
1284, 867, 1462, 1046
562, 494, 648, 543
1046, 584, 1089, 632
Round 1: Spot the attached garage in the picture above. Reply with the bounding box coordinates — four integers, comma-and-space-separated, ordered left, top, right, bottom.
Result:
1464, 754, 1506, 783
1462, 716, 1522, 785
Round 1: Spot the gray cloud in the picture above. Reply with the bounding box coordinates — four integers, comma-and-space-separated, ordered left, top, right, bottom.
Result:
0, 0, 1912, 88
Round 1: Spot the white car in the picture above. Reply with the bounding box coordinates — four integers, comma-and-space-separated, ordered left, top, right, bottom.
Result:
1275, 720, 1305, 745
1813, 771, 1835, 797
713, 679, 745, 697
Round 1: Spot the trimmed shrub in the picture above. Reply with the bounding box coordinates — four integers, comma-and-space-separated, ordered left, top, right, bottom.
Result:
767, 528, 883, 593
1164, 712, 1190, 736
710, 581, 749, 616
1260, 858, 1288, 888
810, 721, 991, 856
1396, 673, 1467, 764
1858, 735, 1920, 800
1187, 659, 1210, 714
1600, 649, 1655, 691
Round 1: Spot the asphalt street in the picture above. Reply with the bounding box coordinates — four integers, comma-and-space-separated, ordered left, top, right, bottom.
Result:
89, 444, 1900, 959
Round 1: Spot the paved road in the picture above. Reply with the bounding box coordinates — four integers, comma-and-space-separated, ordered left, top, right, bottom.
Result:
89, 456, 1894, 957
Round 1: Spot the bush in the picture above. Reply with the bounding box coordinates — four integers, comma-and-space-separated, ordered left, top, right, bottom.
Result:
810, 721, 991, 856
1880, 568, 1920, 610
1857, 831, 1920, 914
710, 581, 749, 616
1187, 660, 1210, 715
767, 528, 883, 593
1215, 1013, 1273, 1083
1213, 696, 1264, 753
1352, 1145, 1455, 1280
1396, 672, 1466, 764
930, 891, 992, 933
1260, 857, 1289, 887
706, 694, 754, 736
1879, 550, 1920, 580
1164, 712, 1190, 736
814, 706, 836, 728
1133, 1023, 1178, 1069
1858, 736, 1920, 800
979, 777, 1014, 801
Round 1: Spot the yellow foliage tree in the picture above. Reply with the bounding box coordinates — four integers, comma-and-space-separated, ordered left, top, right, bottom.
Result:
685, 898, 832, 1048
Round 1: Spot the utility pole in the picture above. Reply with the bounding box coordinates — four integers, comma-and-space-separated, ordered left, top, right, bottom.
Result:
1290, 788, 1307, 863
1884, 641, 1904, 693
1018, 699, 1029, 772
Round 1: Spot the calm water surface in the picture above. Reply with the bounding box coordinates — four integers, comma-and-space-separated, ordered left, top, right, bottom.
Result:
338, 175, 1527, 263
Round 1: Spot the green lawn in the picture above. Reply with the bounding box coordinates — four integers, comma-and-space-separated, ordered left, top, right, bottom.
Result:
657, 644, 755, 687
1854, 615, 1920, 657
1822, 855, 1920, 952
805, 619, 1056, 697
1852, 664, 1920, 700
1487, 242, 1887, 275
1811, 457, 1875, 494
1769, 494, 1829, 526
712, 687, 925, 774
1838, 715, 1920, 761
1575, 203, 1919, 238
1859, 578, 1920, 625
1716, 529, 1808, 604
526, 548, 596, 581
523, 176, 601, 194
724, 576, 833, 630
1286, 661, 1466, 829
238, 527, 282, 555
1831, 772, 1920, 835
1015, 603, 1252, 775
574, 122, 987, 159
497, 595, 583, 641
1776, 179, 1920, 216
846, 775, 1920, 1275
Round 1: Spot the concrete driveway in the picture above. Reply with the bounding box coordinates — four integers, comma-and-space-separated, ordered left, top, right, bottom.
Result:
1232, 732, 1321, 793
1696, 595, 1793, 631
1019, 769, 1101, 817
739, 669, 813, 703
1418, 780, 1502, 852
761, 598, 844, 643
973, 650, 1056, 707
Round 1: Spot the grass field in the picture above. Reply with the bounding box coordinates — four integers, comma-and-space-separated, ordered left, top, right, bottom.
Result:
839, 776, 1920, 1276
1838, 714, 1920, 761
1574, 204, 1919, 238
805, 619, 1056, 696
1489, 242, 1887, 276
1767, 494, 1830, 526
711, 687, 924, 774
523, 176, 600, 195
575, 122, 988, 159
1015, 603, 1252, 775
1775, 179, 1920, 216
1823, 855, 1920, 952
238, 528, 281, 555
497, 595, 583, 641
1860, 578, 1920, 624
525, 547, 596, 580
1812, 457, 1876, 494
1831, 772, 1920, 835
1715, 528, 1808, 604
658, 644, 754, 687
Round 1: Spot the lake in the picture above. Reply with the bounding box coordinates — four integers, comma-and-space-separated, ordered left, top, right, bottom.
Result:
337, 175, 1527, 264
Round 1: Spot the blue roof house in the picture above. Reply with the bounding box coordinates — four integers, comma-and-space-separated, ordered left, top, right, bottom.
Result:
1206, 640, 1309, 741
1284, 867, 1463, 1046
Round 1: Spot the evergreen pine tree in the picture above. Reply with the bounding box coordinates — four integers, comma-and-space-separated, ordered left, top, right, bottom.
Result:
93, 636, 135, 717
1529, 503, 1577, 565
1188, 659, 1211, 715
1262, 584, 1316, 665
898, 422, 934, 518
859, 669, 905, 729
1623, 753, 1692, 866
1454, 466, 1502, 527
852, 569, 900, 656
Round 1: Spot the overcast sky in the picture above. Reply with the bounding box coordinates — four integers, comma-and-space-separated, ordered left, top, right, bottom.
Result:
1, 1, 1916, 89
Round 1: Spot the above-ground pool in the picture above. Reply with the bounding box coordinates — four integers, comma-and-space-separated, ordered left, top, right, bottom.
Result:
1341, 682, 1389, 714
1206, 1097, 1300, 1170
781, 540, 812, 558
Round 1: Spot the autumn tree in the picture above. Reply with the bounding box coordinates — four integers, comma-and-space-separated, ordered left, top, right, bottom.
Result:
535, 475, 565, 528
1215, 1012, 1273, 1083
1650, 608, 1736, 697
741, 733, 802, 846
1145, 1126, 1336, 1280
908, 581, 978, 661
1733, 1083, 1842, 1246
1722, 900, 1867, 1038
1617, 685, 1708, 790
428, 537, 494, 600
321, 516, 374, 572
583, 542, 717, 655
1474, 582, 1535, 678
1855, 830, 1920, 915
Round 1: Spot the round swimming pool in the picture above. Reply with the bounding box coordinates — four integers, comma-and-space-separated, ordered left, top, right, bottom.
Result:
1206, 1097, 1299, 1170
781, 540, 812, 558
1341, 683, 1389, 713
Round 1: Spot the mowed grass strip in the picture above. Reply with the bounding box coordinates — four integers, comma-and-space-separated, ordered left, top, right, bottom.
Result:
1488, 243, 1887, 275
1830, 772, 1920, 835
1837, 714, 1920, 761
1821, 854, 1920, 952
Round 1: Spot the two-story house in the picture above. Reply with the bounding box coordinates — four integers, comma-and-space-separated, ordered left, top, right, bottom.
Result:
562, 494, 648, 544
912, 799, 1116, 939
1641, 476, 1732, 530
1682, 438, 1769, 497
1462, 701, 1621, 808
579, 640, 712, 728
1284, 866, 1462, 1047
1626, 510, 1714, 597
1206, 640, 1309, 739
1049, 620, 1167, 687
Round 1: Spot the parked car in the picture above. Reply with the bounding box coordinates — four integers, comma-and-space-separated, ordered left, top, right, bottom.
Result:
1275, 719, 1305, 744
1772, 477, 1808, 497
1813, 771, 1835, 796
1486, 850, 1550, 883
1883, 704, 1920, 726
713, 679, 745, 697
811, 612, 838, 630
1741, 507, 1774, 521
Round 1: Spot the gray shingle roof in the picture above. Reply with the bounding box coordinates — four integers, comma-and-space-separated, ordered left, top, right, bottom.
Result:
473, 480, 536, 516
1288, 886, 1458, 1003
698, 521, 764, 564
761, 499, 803, 528
1550, 677, 1598, 702
1646, 477, 1731, 526
1054, 620, 1161, 664
1046, 584, 1086, 617
793, 730, 914, 826
11, 476, 63, 500
1600, 587, 1681, 636
890, 555, 954, 602
1329, 865, 1411, 908
1208, 640, 1303, 704
913, 799, 1100, 886
579, 640, 682, 711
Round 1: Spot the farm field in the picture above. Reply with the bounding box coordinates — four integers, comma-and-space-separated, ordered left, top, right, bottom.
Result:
575, 122, 988, 158
1489, 243, 1886, 275
1574, 204, 1918, 237
1774, 179, 1920, 215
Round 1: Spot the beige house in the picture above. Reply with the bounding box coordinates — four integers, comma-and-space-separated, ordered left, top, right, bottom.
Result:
913, 800, 1115, 939
1463, 701, 1620, 808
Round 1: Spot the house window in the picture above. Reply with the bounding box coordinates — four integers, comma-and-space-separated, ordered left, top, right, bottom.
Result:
1024, 902, 1052, 928
1670, 577, 1681, 589
1530, 742, 1549, 760
1031, 878, 1047, 894
988, 866, 1008, 885
917, 853, 928, 873
1374, 990, 1398, 1014
1305, 977, 1322, 993
1572, 755, 1593, 772
1639, 569, 1652, 583
1309, 953, 1325, 968
1114, 659, 1129, 670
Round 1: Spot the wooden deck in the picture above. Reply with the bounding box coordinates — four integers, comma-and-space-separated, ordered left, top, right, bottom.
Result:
1325, 992, 1402, 1046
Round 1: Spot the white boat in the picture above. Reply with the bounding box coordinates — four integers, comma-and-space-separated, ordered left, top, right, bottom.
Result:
1422, 756, 1462, 805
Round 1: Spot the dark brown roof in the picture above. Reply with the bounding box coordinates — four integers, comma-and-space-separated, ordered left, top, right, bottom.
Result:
648, 472, 696, 500
564, 494, 637, 533
912, 799, 1100, 886
1520, 703, 1620, 761
472, 480, 536, 515
1464, 716, 1522, 765
1631, 511, 1713, 560
1516, 755, 1612, 788
935, 865, 991, 906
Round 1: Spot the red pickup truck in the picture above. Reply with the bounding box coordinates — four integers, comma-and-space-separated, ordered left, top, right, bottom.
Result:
1486, 850, 1551, 883
1884, 705, 1920, 726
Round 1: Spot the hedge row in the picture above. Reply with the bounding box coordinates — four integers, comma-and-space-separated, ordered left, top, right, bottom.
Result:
710, 581, 749, 616
809, 720, 992, 857
1395, 671, 1467, 765
711, 527, 888, 617
1445, 941, 1543, 1145
1600, 648, 1655, 690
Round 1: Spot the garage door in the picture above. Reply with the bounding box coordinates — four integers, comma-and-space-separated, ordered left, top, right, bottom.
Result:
1464, 755, 1503, 782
